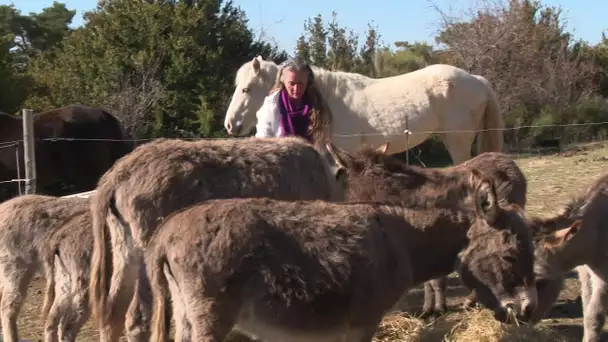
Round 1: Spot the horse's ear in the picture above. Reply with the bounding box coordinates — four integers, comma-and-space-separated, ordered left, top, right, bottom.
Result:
252, 56, 261, 73
376, 142, 389, 154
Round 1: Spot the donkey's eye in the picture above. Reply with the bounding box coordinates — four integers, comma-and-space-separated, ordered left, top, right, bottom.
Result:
242, 88, 250, 93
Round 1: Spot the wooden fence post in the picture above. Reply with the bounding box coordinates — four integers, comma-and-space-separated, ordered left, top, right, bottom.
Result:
404, 116, 411, 165
22, 109, 36, 194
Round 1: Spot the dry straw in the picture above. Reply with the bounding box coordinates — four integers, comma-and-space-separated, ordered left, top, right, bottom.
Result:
225, 308, 568, 342
373, 309, 568, 342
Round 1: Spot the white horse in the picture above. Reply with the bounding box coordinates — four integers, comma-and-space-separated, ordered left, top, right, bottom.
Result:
223, 56, 504, 164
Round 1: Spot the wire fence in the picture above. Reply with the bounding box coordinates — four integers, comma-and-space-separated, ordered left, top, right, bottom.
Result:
0, 120, 606, 198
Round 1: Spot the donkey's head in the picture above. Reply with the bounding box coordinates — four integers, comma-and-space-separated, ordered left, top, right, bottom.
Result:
456, 169, 537, 324
224, 56, 280, 136
520, 219, 589, 324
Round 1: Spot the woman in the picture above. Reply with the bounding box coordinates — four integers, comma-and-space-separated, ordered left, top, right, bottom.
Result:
255, 57, 333, 146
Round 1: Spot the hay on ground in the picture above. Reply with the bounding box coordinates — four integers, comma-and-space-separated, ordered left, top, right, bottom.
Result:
374, 312, 426, 342
444, 308, 567, 342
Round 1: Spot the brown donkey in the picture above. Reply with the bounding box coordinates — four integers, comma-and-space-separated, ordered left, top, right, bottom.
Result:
324, 142, 527, 317
89, 137, 347, 342
145, 168, 537, 342
464, 193, 589, 321
508, 172, 608, 342
41, 210, 93, 342
0, 194, 90, 342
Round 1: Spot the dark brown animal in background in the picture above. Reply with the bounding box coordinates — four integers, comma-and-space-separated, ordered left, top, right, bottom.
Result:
324, 142, 527, 318
0, 194, 90, 342
89, 136, 347, 342
0, 104, 132, 201
145, 169, 537, 342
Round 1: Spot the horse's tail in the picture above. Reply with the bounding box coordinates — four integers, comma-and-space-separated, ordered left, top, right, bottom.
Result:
89, 182, 116, 327
148, 250, 170, 342
475, 76, 504, 154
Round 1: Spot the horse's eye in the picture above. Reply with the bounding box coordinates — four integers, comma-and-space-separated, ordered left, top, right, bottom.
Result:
242, 88, 249, 93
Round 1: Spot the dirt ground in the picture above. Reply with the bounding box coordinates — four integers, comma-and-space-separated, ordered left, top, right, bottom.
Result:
11, 142, 608, 341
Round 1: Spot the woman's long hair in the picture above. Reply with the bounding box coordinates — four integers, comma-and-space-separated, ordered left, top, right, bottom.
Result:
270, 58, 333, 146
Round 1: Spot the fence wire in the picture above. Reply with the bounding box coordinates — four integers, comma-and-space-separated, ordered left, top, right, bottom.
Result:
0, 120, 606, 196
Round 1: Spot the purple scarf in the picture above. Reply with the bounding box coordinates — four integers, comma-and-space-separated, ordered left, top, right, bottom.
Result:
278, 88, 313, 142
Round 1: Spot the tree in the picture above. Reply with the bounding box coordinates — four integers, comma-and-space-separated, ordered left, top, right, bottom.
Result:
0, 3, 75, 113
26, 0, 287, 138
374, 41, 438, 77
295, 12, 382, 77
431, 0, 599, 146
303, 14, 328, 67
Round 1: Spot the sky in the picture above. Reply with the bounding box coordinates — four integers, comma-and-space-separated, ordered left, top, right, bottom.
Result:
3, 0, 607, 55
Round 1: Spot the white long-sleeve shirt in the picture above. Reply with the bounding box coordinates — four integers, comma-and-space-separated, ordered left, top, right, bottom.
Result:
255, 90, 284, 138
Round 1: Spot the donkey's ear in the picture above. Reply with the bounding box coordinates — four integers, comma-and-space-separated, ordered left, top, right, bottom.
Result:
475, 177, 499, 225
560, 220, 583, 244
468, 168, 484, 188
326, 142, 351, 168
334, 166, 348, 183
376, 142, 389, 154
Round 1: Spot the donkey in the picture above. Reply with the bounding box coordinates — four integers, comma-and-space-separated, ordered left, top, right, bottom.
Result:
89, 136, 347, 342
463, 199, 586, 323
324, 142, 527, 317
526, 173, 608, 342
145, 168, 537, 342
462, 172, 608, 342
0, 194, 90, 342
41, 210, 93, 342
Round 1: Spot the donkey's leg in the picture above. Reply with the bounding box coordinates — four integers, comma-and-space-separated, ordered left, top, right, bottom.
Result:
187, 297, 236, 342
420, 281, 435, 317
183, 278, 237, 342
462, 290, 478, 309
45, 291, 69, 342
421, 278, 448, 317
579, 266, 592, 314
125, 263, 153, 342
582, 265, 608, 342
0, 266, 35, 342
44, 259, 71, 342
432, 277, 448, 314
99, 231, 142, 342
164, 264, 191, 342
60, 283, 91, 342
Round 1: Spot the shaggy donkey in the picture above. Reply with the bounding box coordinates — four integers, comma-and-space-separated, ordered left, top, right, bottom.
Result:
41, 210, 93, 342
89, 136, 347, 342
145, 169, 538, 342
519, 173, 608, 342
462, 172, 608, 342
324, 142, 527, 317
463, 195, 588, 320
0, 194, 90, 342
